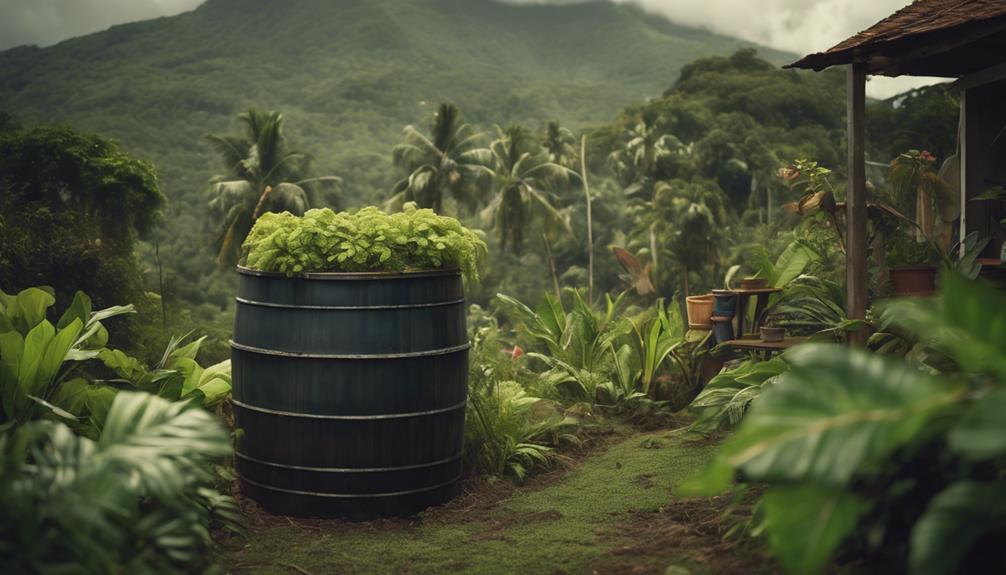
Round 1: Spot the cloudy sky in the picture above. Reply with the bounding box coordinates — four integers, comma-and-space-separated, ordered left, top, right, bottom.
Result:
0, 0, 941, 97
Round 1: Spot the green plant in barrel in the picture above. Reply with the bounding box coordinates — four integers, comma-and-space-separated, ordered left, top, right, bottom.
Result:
242, 204, 487, 282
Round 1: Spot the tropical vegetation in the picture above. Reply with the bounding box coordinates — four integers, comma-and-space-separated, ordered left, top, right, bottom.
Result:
686, 274, 1006, 575
1, 4, 993, 568
241, 204, 487, 282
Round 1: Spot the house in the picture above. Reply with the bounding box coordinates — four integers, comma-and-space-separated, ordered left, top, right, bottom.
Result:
787, 0, 1006, 340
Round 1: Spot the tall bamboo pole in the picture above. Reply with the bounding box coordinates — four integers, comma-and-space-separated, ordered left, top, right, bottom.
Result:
542, 231, 562, 300
580, 135, 594, 304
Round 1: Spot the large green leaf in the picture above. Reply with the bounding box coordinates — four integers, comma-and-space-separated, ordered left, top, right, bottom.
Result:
0, 331, 25, 419
763, 484, 869, 575
17, 320, 56, 398
938, 272, 1006, 379
7, 288, 56, 335
686, 345, 960, 494
99, 348, 147, 381
909, 481, 1006, 575
689, 357, 789, 433
771, 241, 818, 288
881, 274, 1006, 379
98, 392, 231, 497
36, 318, 83, 397
948, 387, 1006, 460
57, 291, 92, 330
2, 391, 238, 572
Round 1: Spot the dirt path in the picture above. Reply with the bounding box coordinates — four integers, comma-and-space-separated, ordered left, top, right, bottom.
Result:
221, 429, 774, 575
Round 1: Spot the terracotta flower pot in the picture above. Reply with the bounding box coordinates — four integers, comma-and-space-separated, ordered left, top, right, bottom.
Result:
685, 294, 715, 329
889, 265, 936, 297
740, 277, 768, 290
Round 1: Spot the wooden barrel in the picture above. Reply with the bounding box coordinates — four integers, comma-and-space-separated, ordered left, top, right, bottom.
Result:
231, 267, 467, 518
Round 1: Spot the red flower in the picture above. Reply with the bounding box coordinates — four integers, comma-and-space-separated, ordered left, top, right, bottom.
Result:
511, 345, 523, 360
920, 150, 936, 163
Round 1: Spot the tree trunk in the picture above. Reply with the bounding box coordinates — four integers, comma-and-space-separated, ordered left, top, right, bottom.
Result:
764, 178, 774, 224
581, 135, 594, 305
155, 240, 167, 329
649, 223, 658, 280
542, 231, 562, 300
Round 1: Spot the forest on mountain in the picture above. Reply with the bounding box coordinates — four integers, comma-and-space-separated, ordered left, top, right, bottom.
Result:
1, 50, 958, 364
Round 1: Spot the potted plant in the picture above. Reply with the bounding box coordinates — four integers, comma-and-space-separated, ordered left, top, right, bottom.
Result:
685, 293, 714, 329
889, 149, 954, 249
232, 204, 486, 518
886, 228, 937, 296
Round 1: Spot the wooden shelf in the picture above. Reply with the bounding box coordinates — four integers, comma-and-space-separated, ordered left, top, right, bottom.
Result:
726, 287, 783, 295
723, 337, 809, 352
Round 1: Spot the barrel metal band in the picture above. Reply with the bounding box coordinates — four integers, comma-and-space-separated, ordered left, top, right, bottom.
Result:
231, 398, 467, 420
229, 340, 470, 360
235, 451, 463, 473
236, 266, 460, 280
239, 474, 462, 499
235, 296, 465, 311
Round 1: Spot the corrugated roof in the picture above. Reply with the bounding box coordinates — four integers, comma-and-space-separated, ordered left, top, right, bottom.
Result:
788, 0, 1006, 75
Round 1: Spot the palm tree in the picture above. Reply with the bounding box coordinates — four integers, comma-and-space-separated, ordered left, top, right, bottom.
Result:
652, 180, 730, 299
481, 125, 577, 297
206, 108, 341, 267
543, 121, 577, 169
607, 115, 684, 199
390, 103, 493, 214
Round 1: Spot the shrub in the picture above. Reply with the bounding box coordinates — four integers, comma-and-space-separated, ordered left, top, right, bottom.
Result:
0, 287, 231, 436
241, 204, 487, 283
464, 305, 578, 481
685, 273, 1006, 575
0, 391, 239, 573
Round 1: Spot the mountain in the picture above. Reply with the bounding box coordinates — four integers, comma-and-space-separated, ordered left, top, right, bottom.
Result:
0, 0, 792, 303
0, 0, 792, 197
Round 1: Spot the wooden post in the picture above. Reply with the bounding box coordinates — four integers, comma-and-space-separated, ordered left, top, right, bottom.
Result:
847, 64, 868, 345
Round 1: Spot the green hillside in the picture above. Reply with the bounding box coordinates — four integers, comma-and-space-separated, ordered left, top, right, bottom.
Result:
0, 0, 792, 306
0, 0, 792, 199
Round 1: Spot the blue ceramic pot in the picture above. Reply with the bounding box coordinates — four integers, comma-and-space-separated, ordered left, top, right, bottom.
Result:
711, 290, 737, 317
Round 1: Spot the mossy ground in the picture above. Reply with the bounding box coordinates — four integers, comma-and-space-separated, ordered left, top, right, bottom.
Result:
221, 428, 773, 575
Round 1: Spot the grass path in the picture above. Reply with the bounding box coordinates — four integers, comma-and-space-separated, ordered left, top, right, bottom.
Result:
223, 428, 771, 574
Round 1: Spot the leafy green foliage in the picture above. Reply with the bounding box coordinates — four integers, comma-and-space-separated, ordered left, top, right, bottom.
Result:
0, 287, 231, 435
687, 274, 1006, 574
0, 125, 163, 312
100, 333, 233, 409
243, 204, 487, 282
498, 289, 631, 402
609, 298, 683, 399
0, 391, 239, 574
765, 275, 846, 336
868, 84, 960, 164
0, 288, 133, 428
464, 306, 578, 481
689, 356, 789, 433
